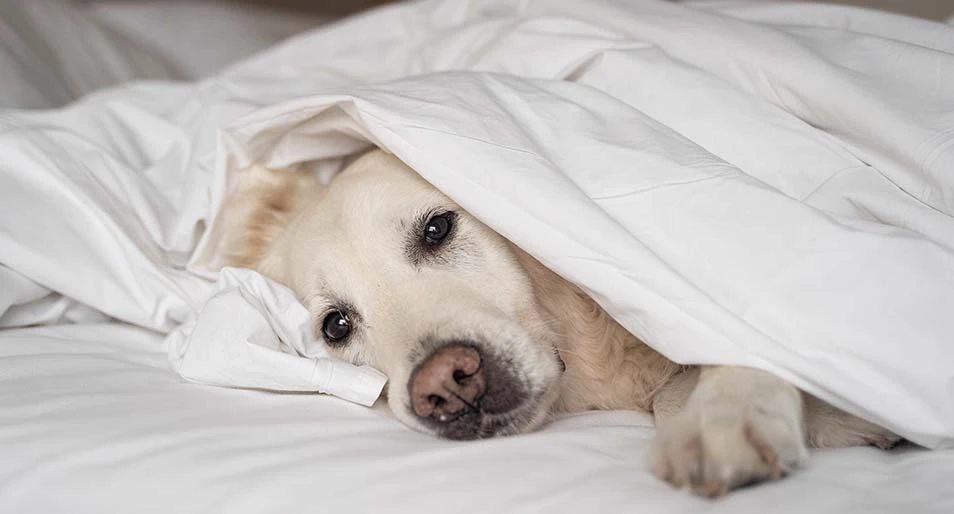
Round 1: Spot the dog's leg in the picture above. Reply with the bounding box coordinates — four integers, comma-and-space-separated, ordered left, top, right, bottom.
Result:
803, 396, 902, 450
651, 367, 699, 424
650, 366, 808, 497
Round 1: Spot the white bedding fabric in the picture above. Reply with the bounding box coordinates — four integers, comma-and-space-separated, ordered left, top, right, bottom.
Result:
2, 323, 952, 514
167, 267, 388, 406
1, 0, 954, 511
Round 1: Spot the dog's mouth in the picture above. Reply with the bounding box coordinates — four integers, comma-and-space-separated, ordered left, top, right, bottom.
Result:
422, 389, 550, 441
403, 341, 560, 440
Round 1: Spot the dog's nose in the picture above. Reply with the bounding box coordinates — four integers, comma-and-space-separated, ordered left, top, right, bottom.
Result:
409, 343, 486, 423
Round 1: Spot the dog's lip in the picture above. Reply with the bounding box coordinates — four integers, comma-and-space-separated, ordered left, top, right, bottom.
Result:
416, 385, 551, 440
554, 347, 567, 373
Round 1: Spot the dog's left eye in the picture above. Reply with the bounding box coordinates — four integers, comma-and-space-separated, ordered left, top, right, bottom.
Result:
321, 310, 351, 345
423, 213, 454, 245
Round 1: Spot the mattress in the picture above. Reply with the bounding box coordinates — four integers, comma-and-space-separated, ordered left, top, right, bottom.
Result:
1, 323, 952, 514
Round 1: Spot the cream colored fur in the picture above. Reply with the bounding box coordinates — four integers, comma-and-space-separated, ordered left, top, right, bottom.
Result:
216, 150, 899, 497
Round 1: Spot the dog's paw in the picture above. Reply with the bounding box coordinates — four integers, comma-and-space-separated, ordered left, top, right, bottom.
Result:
650, 398, 808, 497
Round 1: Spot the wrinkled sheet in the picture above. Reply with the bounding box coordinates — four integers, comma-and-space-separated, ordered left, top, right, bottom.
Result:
167, 267, 387, 406
1, 323, 952, 514
1, 0, 954, 510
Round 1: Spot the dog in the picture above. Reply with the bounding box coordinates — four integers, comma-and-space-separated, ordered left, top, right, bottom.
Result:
217, 149, 900, 497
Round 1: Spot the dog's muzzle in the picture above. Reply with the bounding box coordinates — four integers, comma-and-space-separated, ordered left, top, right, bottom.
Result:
408, 341, 527, 440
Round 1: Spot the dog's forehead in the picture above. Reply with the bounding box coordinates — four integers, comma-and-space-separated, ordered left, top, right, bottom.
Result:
292, 153, 453, 273
335, 152, 435, 195
326, 155, 452, 222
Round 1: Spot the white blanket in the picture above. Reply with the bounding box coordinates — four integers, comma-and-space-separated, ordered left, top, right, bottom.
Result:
1, 0, 953, 451
167, 267, 388, 405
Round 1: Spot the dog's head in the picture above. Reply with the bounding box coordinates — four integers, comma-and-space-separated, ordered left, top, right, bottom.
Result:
221, 150, 564, 439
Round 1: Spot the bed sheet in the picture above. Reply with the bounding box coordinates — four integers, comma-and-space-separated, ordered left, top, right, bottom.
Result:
0, 323, 951, 514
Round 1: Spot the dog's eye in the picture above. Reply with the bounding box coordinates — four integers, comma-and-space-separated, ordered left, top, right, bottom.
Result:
423, 213, 454, 245
321, 310, 351, 344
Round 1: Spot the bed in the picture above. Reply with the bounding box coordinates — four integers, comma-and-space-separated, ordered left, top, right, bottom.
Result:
1, 1, 953, 513
3, 323, 953, 513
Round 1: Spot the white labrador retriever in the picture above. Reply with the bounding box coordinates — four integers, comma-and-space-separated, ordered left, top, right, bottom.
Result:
219, 149, 899, 497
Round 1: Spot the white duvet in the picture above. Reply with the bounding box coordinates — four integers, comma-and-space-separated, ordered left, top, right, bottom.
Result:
1, 0, 953, 492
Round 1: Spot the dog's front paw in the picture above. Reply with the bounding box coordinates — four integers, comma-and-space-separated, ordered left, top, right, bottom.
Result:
650, 398, 808, 497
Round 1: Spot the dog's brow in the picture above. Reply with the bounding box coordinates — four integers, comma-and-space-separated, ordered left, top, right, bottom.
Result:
404, 207, 459, 267
307, 286, 356, 311
302, 289, 333, 312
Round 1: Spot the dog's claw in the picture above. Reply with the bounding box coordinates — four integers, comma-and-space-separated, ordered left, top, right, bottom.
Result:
744, 423, 783, 480
650, 391, 807, 497
692, 480, 728, 499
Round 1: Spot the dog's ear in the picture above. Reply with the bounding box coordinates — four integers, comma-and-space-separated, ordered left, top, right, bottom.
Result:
218, 165, 320, 270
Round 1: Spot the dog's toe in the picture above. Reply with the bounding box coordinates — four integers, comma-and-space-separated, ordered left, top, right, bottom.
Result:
650, 399, 807, 497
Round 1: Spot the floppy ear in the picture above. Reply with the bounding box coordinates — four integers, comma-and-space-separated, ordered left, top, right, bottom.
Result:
218, 165, 320, 270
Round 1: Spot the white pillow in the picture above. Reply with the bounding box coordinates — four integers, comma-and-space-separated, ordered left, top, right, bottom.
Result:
0, 0, 179, 109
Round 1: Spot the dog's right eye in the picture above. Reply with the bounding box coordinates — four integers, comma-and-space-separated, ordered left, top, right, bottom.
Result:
321, 310, 351, 345
422, 212, 455, 246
